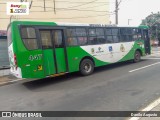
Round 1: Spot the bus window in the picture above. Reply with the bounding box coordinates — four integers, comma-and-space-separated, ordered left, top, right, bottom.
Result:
76, 28, 88, 45
112, 28, 119, 35
97, 36, 106, 44
128, 35, 133, 41
127, 28, 133, 34
96, 28, 104, 36
54, 30, 63, 48
89, 37, 98, 44
96, 28, 105, 44
89, 29, 96, 36
113, 35, 119, 43
78, 37, 87, 45
66, 28, 76, 37
106, 36, 113, 43
66, 28, 78, 46
40, 31, 52, 49
137, 29, 142, 39
120, 28, 127, 35
106, 28, 112, 35
133, 28, 138, 40
21, 27, 38, 50
67, 37, 78, 46
76, 28, 87, 36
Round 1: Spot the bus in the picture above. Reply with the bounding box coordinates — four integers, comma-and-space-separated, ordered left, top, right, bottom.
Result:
7, 21, 150, 78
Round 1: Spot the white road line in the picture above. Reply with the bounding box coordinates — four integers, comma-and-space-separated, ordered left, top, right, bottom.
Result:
129, 62, 160, 73
8, 78, 24, 83
143, 58, 160, 60
128, 97, 160, 120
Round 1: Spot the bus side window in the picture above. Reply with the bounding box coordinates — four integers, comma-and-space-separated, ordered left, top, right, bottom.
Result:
137, 29, 142, 39
40, 31, 52, 49
76, 28, 88, 45
112, 28, 120, 43
21, 27, 38, 50
88, 28, 97, 45
54, 30, 63, 48
66, 28, 78, 46
133, 28, 138, 40
105, 28, 113, 43
67, 37, 78, 46
96, 28, 105, 44
106, 36, 113, 43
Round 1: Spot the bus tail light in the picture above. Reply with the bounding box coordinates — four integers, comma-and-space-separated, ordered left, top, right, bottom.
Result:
14, 54, 18, 70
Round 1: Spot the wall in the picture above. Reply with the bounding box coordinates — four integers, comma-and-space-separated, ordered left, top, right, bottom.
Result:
0, 0, 110, 30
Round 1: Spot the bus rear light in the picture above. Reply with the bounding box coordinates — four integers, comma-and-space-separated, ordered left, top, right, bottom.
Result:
14, 54, 18, 69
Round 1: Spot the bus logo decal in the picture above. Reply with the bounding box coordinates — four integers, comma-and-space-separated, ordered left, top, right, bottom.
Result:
96, 47, 104, 53
37, 65, 43, 71
120, 44, 125, 52
91, 48, 95, 54
109, 46, 113, 52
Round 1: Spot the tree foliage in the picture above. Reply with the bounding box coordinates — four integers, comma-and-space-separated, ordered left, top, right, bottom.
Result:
141, 12, 160, 43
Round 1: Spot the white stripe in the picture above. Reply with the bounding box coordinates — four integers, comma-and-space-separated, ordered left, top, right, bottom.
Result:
129, 62, 160, 73
8, 78, 24, 83
129, 97, 160, 120
143, 58, 160, 60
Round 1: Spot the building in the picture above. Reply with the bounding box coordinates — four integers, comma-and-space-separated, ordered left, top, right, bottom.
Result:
0, 0, 110, 30
0, 31, 9, 67
0, 0, 110, 67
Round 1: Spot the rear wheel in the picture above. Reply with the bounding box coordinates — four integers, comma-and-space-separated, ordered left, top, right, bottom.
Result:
133, 50, 141, 62
80, 59, 94, 76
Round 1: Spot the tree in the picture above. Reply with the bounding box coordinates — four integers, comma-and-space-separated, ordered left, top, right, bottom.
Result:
141, 12, 160, 45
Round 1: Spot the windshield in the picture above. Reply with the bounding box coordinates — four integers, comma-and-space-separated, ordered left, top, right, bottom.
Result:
7, 26, 12, 46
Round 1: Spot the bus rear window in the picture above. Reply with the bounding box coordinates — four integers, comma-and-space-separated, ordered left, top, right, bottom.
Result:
7, 26, 12, 46
21, 27, 38, 50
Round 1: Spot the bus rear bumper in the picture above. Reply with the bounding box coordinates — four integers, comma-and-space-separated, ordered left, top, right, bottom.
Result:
10, 67, 22, 78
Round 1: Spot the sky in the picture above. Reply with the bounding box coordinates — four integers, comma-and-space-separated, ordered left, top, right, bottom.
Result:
109, 0, 160, 26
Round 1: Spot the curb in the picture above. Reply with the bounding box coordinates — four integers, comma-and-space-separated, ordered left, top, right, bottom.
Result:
0, 78, 24, 86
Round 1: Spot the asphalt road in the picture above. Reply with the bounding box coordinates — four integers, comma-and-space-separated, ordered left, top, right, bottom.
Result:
0, 55, 160, 120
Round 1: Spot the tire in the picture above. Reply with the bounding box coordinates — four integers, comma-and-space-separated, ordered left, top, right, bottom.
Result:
133, 50, 141, 63
80, 59, 94, 76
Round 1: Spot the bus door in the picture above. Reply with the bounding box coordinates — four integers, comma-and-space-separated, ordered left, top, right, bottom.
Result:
143, 29, 151, 54
40, 29, 68, 76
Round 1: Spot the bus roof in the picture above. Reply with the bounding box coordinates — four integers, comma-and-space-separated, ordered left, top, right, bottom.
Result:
11, 21, 148, 28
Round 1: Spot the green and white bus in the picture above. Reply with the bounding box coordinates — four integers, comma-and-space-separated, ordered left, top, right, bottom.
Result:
7, 21, 150, 78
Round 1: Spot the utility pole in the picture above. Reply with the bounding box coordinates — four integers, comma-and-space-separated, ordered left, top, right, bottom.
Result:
53, 0, 56, 14
44, 0, 46, 11
128, 19, 132, 25
115, 0, 121, 25
115, 0, 118, 25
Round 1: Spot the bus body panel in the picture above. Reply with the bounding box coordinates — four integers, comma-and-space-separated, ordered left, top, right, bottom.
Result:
7, 21, 149, 79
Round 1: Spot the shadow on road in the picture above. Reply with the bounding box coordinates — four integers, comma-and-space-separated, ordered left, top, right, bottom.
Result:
22, 60, 146, 90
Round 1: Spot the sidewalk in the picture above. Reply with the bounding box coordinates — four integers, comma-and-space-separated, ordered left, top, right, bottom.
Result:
0, 69, 18, 86
0, 68, 10, 76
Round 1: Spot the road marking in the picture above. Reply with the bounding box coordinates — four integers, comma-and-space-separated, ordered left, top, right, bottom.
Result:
129, 62, 160, 73
8, 78, 24, 83
128, 97, 160, 120
143, 58, 160, 60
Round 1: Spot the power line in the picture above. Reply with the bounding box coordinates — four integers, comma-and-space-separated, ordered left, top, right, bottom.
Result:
29, 8, 113, 13
30, 5, 112, 13
0, 13, 115, 20
66, 0, 99, 9
80, 3, 109, 9
31, 0, 112, 3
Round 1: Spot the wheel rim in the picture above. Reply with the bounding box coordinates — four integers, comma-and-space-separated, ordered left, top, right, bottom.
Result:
83, 63, 92, 73
135, 52, 140, 61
